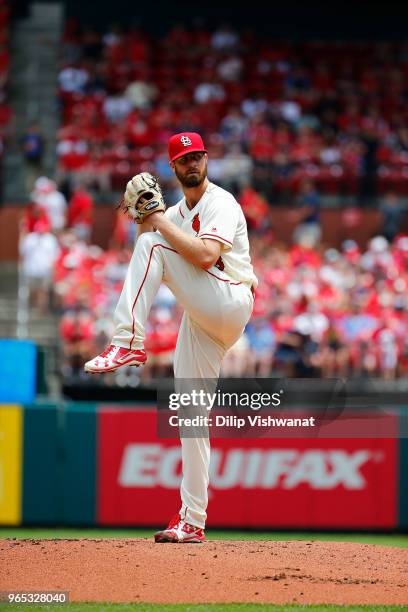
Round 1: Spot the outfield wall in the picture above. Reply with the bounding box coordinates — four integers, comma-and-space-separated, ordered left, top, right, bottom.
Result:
0, 402, 407, 530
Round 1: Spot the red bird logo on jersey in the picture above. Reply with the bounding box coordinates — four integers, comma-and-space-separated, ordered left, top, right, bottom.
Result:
192, 213, 200, 234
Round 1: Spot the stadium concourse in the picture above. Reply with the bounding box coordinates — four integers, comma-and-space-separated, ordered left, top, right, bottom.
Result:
19, 20, 408, 384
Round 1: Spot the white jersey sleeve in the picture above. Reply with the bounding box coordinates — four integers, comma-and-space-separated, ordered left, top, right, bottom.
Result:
197, 193, 238, 252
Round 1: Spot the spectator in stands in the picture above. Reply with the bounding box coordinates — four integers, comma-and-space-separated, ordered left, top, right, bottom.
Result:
56, 127, 90, 193
294, 302, 329, 343
279, 97, 302, 125
143, 306, 179, 381
20, 220, 60, 313
216, 54, 243, 82
67, 183, 94, 241
102, 92, 132, 124
377, 328, 398, 380
274, 330, 320, 377
102, 23, 123, 48
222, 145, 253, 190
219, 106, 248, 143
125, 78, 157, 110
60, 306, 95, 377
239, 185, 271, 233
194, 78, 226, 105
31, 176, 67, 233
84, 144, 112, 193
292, 179, 321, 247
245, 317, 276, 376
211, 24, 239, 51
21, 200, 50, 235
359, 124, 379, 202
319, 323, 349, 378
379, 191, 405, 243
241, 97, 268, 119
58, 63, 89, 93
20, 123, 45, 191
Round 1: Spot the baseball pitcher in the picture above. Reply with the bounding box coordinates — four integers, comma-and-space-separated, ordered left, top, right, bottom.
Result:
85, 132, 257, 542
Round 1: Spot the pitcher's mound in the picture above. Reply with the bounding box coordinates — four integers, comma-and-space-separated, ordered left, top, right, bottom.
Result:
1, 538, 407, 605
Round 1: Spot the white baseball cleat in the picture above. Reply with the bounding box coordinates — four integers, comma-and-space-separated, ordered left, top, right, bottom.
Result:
154, 514, 205, 543
84, 344, 147, 373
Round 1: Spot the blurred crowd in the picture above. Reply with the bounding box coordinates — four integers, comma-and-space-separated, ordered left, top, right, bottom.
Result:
17, 19, 408, 382
237, 232, 408, 380
56, 21, 408, 203
19, 175, 408, 381
20, 177, 94, 313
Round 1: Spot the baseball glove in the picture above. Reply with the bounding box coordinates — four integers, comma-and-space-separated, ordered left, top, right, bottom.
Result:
119, 172, 165, 224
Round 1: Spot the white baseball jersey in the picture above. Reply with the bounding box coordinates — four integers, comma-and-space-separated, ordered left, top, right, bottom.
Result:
165, 182, 257, 287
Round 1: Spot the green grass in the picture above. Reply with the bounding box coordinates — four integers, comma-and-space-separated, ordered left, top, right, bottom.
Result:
1, 604, 407, 611
0, 528, 407, 548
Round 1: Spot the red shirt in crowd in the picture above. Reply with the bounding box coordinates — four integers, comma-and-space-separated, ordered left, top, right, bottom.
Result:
68, 189, 94, 227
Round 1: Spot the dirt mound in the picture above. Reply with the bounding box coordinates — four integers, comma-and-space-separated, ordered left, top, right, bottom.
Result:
1, 538, 407, 605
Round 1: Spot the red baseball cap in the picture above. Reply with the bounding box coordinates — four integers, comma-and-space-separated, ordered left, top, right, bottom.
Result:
168, 132, 207, 163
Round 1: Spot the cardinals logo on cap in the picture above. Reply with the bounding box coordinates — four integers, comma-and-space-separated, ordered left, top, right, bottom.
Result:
168, 132, 207, 162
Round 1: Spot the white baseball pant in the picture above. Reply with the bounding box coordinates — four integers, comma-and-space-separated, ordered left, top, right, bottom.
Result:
112, 231, 254, 528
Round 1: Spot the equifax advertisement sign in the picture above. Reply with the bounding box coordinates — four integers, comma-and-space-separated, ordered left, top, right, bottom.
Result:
97, 408, 398, 528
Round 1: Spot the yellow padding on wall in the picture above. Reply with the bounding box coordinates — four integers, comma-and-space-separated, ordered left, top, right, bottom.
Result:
0, 405, 22, 524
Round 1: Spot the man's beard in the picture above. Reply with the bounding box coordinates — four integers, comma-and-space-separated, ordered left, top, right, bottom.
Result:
175, 165, 207, 188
